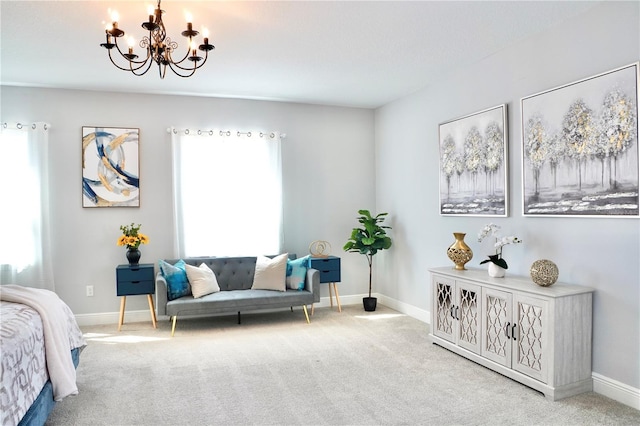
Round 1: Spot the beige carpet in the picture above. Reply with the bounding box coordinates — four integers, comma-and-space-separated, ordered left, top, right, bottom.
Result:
47, 305, 640, 425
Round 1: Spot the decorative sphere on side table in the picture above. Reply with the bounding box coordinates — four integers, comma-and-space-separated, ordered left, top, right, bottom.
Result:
530, 259, 559, 287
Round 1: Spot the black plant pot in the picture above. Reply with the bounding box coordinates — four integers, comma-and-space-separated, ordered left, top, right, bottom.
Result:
363, 296, 377, 312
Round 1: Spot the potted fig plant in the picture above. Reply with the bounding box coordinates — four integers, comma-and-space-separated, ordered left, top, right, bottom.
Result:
343, 209, 392, 311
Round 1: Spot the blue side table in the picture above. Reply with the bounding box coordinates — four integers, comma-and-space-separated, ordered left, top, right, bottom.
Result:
116, 263, 157, 331
310, 256, 341, 313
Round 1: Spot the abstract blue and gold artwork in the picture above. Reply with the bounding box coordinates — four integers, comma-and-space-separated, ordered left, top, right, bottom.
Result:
82, 126, 140, 207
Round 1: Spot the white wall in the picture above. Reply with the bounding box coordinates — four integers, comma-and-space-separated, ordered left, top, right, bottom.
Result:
375, 1, 640, 394
1, 87, 375, 316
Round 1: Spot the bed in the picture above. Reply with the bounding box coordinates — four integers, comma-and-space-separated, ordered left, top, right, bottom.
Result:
0, 286, 86, 426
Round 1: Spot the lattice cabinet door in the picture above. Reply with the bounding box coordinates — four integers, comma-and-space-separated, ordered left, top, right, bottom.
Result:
481, 287, 513, 367
432, 276, 455, 343
512, 294, 549, 383
455, 281, 481, 354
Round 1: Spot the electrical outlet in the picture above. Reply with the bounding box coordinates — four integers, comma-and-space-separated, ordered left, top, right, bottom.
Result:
86, 285, 94, 297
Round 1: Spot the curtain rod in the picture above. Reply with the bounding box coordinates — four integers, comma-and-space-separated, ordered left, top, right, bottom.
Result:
167, 127, 286, 139
2, 122, 50, 130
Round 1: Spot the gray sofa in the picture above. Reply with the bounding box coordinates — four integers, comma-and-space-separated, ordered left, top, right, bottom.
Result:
155, 255, 320, 336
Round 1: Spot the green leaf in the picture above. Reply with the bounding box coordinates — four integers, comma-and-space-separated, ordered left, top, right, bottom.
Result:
480, 254, 508, 269
358, 209, 372, 218
364, 222, 376, 235
362, 237, 375, 245
382, 237, 392, 249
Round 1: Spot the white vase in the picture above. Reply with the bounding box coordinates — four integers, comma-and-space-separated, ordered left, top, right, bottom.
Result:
488, 262, 506, 278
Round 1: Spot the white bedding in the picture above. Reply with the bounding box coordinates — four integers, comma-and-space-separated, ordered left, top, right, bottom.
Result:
0, 286, 86, 426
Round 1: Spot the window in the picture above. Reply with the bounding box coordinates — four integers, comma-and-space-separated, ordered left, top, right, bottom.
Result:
171, 130, 282, 257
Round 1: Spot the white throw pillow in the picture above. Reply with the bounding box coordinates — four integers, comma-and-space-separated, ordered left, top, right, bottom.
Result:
185, 263, 220, 298
251, 253, 288, 292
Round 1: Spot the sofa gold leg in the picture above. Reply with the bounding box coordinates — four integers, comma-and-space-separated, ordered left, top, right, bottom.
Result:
302, 305, 310, 324
171, 316, 177, 337
311, 304, 315, 316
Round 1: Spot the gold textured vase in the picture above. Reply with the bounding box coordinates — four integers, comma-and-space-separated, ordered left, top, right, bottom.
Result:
447, 232, 473, 270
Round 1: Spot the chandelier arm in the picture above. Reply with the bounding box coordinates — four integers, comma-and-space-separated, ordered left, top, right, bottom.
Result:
107, 49, 149, 73
165, 61, 198, 78
164, 48, 211, 77
137, 35, 155, 63
113, 38, 153, 66
107, 43, 154, 76
107, 47, 154, 75
129, 58, 156, 77
166, 51, 209, 72
106, 49, 132, 72
167, 42, 193, 66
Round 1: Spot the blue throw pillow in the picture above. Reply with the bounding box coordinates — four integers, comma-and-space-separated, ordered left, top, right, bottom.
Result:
286, 255, 309, 290
159, 259, 191, 300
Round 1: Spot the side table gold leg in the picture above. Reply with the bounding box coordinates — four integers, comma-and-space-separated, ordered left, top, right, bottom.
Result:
332, 283, 342, 312
147, 294, 157, 328
118, 296, 126, 331
328, 282, 334, 307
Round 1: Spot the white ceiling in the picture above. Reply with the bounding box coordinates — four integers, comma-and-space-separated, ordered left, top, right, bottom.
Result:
1, 1, 600, 109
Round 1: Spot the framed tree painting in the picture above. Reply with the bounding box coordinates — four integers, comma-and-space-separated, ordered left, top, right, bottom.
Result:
82, 126, 140, 207
521, 62, 639, 217
439, 104, 508, 216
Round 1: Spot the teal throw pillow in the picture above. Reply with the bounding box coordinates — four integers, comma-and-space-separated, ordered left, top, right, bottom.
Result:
159, 259, 191, 300
286, 255, 310, 290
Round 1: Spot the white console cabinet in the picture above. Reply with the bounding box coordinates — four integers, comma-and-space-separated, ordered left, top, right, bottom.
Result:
429, 267, 593, 401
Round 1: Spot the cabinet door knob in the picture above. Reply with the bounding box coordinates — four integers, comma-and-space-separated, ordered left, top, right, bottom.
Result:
512, 324, 517, 341
505, 322, 511, 339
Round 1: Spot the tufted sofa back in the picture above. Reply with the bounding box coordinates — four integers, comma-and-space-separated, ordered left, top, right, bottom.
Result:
162, 254, 297, 291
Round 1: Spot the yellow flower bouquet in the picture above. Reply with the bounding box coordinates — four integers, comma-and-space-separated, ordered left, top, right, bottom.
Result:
117, 223, 149, 250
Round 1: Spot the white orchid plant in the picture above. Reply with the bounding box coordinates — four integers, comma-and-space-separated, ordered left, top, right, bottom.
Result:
477, 223, 522, 269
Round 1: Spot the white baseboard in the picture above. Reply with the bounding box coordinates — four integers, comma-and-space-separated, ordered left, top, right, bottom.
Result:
321, 292, 367, 308
592, 372, 640, 410
319, 292, 430, 321
74, 294, 367, 327
74, 295, 639, 411
75, 310, 154, 327
375, 293, 430, 324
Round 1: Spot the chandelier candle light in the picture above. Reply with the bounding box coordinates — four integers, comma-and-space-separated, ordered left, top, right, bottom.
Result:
101, 0, 215, 78
477, 223, 521, 278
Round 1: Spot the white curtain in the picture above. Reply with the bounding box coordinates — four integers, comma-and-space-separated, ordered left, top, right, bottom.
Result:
170, 129, 283, 257
0, 122, 54, 289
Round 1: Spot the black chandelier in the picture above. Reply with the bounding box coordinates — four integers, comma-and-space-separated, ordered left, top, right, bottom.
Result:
100, 0, 215, 78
